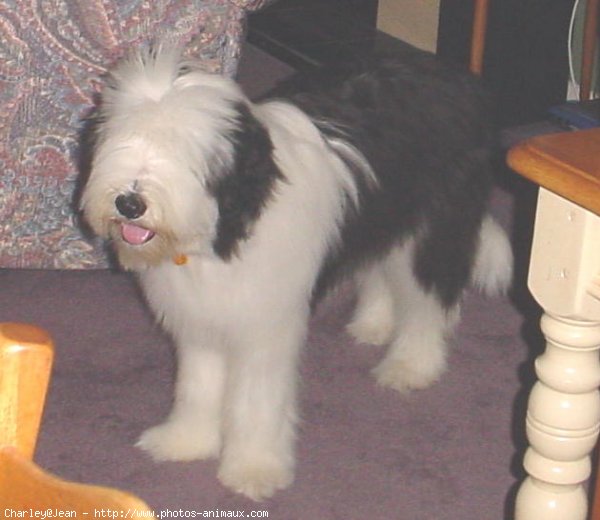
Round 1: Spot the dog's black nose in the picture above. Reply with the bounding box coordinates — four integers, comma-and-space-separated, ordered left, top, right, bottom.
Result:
115, 193, 147, 220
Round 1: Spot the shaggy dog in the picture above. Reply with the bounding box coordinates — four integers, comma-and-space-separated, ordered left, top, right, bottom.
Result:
80, 45, 512, 500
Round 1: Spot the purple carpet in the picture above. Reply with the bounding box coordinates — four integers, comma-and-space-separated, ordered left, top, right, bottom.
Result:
1, 44, 539, 519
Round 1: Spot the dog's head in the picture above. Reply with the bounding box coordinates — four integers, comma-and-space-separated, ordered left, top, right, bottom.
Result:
80, 46, 282, 270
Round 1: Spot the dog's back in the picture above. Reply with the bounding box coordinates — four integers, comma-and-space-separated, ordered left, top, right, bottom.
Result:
271, 47, 497, 307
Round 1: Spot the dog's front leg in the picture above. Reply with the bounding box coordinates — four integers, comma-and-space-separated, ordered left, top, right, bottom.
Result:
217, 311, 307, 501
137, 342, 225, 461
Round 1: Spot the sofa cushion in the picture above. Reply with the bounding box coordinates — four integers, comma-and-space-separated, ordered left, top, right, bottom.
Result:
0, 0, 271, 268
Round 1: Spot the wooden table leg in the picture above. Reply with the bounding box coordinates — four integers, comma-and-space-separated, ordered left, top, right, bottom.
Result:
515, 188, 600, 519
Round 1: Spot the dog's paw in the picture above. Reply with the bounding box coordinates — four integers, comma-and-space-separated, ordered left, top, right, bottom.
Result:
136, 420, 220, 461
372, 357, 445, 394
346, 316, 394, 346
217, 454, 293, 501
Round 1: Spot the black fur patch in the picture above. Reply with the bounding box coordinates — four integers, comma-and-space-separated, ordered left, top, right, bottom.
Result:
208, 103, 285, 260
73, 107, 105, 228
287, 46, 495, 308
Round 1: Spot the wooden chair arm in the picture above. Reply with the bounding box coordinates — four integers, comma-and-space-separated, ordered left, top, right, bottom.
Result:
0, 447, 153, 512
0, 323, 153, 514
0, 323, 54, 460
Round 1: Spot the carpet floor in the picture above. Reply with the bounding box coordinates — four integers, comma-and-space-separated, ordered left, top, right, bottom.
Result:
1, 43, 542, 520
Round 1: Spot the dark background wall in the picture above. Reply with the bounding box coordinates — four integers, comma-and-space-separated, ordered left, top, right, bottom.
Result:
250, 0, 577, 127
438, 0, 576, 126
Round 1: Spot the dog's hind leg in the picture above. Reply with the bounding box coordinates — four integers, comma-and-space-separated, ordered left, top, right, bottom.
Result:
347, 261, 396, 346
372, 240, 460, 393
137, 343, 225, 461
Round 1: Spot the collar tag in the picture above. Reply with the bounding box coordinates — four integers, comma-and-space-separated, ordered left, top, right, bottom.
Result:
173, 254, 188, 266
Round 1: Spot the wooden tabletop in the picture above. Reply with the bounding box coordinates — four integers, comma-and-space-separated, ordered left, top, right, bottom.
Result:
507, 127, 600, 215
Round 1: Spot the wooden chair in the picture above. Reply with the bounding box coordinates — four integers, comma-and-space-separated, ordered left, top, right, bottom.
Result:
0, 323, 153, 514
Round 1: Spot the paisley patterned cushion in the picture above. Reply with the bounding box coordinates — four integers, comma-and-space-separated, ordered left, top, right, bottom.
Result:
0, 0, 271, 268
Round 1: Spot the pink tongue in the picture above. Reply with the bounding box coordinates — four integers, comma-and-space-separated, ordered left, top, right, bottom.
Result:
121, 223, 155, 245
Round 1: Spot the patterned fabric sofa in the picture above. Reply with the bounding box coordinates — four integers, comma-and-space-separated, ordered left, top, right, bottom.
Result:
0, 0, 271, 269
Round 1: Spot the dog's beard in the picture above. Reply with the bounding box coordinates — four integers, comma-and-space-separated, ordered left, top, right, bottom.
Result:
82, 182, 219, 271
104, 219, 180, 270
81, 163, 219, 271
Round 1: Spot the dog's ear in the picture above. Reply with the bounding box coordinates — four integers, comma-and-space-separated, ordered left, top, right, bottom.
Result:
208, 103, 284, 260
73, 104, 105, 221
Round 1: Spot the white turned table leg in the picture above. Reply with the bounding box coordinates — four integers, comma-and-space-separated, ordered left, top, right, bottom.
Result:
515, 189, 600, 520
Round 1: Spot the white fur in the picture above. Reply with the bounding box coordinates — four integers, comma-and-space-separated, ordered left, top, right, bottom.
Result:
472, 215, 514, 296
87, 93, 366, 499
348, 218, 512, 391
349, 240, 461, 392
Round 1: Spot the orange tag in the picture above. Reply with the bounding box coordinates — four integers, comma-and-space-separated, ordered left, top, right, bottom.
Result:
173, 254, 188, 265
